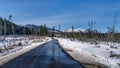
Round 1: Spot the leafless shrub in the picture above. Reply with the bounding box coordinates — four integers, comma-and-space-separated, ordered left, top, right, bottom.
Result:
0, 49, 3, 53
116, 55, 120, 58
46, 38, 49, 40
106, 48, 109, 50
109, 51, 120, 58
4, 45, 8, 51
106, 43, 109, 46
109, 53, 117, 58
38, 39, 43, 42
25, 41, 28, 44
110, 51, 113, 53
94, 41, 98, 45
18, 42, 22, 46
70, 38, 75, 41
95, 45, 100, 48
33, 40, 36, 43
0, 49, 1, 53
118, 63, 120, 66
7, 46, 13, 50
110, 46, 117, 49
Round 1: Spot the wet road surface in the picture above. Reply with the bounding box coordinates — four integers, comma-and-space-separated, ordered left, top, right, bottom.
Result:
0, 39, 84, 68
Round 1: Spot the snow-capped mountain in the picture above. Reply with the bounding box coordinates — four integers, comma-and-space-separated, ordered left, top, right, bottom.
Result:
67, 28, 85, 32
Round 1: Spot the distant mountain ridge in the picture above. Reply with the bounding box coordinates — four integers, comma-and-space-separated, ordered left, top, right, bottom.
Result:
25, 24, 62, 32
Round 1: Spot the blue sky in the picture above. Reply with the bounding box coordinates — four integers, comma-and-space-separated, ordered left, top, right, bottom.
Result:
0, 0, 120, 32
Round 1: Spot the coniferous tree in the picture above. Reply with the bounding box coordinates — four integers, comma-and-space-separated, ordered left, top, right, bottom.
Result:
52, 26, 55, 37
39, 25, 43, 36
12, 24, 14, 35
31, 25, 35, 35
8, 15, 12, 35
43, 24, 48, 36
39, 25, 48, 36
4, 19, 7, 35
0, 17, 2, 35
71, 26, 74, 38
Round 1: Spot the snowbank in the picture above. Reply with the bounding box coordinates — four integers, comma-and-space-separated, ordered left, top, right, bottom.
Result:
57, 38, 120, 68
0, 37, 51, 66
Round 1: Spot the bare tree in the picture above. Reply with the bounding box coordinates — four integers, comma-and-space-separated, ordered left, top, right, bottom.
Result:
88, 20, 96, 39
107, 11, 118, 42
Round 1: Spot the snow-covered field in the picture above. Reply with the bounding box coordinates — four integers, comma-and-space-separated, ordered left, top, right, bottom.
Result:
57, 38, 120, 68
0, 36, 51, 65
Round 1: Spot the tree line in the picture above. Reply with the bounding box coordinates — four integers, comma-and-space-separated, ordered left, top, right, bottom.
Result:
0, 16, 48, 36
62, 21, 120, 43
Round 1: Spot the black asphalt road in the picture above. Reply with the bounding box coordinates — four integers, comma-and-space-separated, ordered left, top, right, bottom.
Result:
0, 39, 84, 68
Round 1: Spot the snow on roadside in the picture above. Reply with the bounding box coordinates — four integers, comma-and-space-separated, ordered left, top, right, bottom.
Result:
0, 36, 51, 66
57, 38, 120, 68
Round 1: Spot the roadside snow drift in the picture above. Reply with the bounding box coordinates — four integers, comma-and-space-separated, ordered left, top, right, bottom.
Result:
0, 36, 51, 66
57, 38, 120, 68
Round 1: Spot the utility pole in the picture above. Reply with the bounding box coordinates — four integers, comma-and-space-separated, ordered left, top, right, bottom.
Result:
59, 24, 61, 31
72, 26, 74, 32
